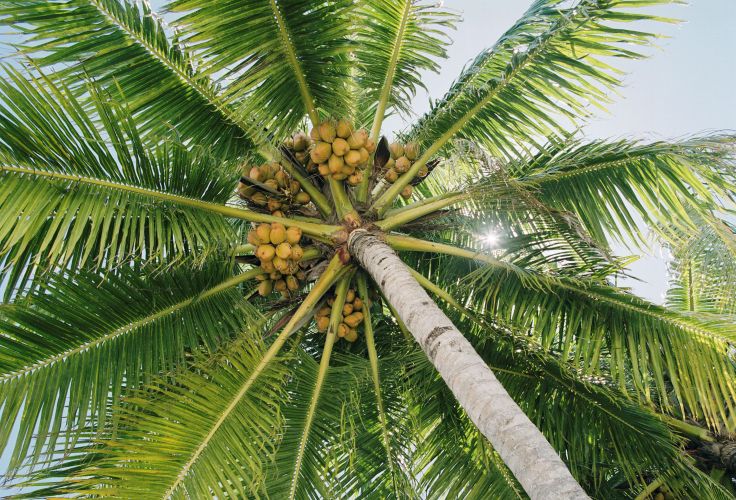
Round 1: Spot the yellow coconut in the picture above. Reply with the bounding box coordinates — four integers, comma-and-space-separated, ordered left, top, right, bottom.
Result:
328, 154, 344, 173
342, 303, 354, 316
286, 226, 303, 245
258, 280, 273, 296
352, 297, 363, 310
289, 180, 301, 194
389, 142, 404, 159
247, 230, 261, 246
404, 142, 419, 160
250, 192, 267, 206
260, 260, 275, 273
332, 137, 350, 156
318, 121, 337, 143
274, 279, 287, 292
269, 223, 286, 244
310, 142, 332, 164
345, 328, 358, 342
336, 119, 352, 139
309, 126, 320, 141
344, 312, 364, 328
395, 156, 411, 173
337, 323, 349, 338
275, 242, 292, 259
256, 244, 275, 262
318, 163, 330, 176
384, 169, 398, 183
346, 289, 355, 302
344, 149, 362, 168
267, 199, 282, 213
293, 132, 308, 151
286, 275, 299, 291
332, 173, 348, 181
316, 316, 330, 332
248, 166, 262, 181
400, 185, 414, 199
273, 256, 289, 273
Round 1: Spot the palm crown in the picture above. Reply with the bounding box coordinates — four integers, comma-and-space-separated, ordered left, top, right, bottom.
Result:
1, 0, 735, 498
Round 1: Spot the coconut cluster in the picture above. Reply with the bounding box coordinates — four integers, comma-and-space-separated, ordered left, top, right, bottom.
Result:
308, 119, 376, 186
248, 223, 307, 298
237, 162, 311, 216
283, 130, 313, 166
383, 141, 426, 199
314, 288, 365, 342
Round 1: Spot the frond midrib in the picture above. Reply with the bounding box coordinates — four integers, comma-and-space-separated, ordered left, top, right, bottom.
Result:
370, 0, 412, 141
269, 0, 318, 125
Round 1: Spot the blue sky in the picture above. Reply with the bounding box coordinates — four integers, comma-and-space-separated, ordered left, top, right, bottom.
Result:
1, 0, 735, 493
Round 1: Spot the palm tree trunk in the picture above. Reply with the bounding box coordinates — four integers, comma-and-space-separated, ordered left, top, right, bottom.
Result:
348, 229, 588, 500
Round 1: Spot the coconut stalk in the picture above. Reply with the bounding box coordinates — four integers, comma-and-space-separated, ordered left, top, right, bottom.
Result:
347, 229, 588, 500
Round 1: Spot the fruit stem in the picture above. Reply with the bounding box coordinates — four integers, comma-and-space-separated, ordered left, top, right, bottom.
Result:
376, 192, 467, 231
328, 177, 359, 222
634, 478, 664, 500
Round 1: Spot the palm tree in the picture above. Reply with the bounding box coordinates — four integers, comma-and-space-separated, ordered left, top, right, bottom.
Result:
0, 0, 735, 498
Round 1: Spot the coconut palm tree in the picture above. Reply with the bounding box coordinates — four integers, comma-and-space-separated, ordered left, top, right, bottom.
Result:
1, 0, 735, 498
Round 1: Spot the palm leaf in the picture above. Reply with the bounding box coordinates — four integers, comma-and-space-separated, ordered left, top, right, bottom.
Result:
0, 67, 241, 291
55, 335, 291, 499
168, 0, 355, 136
0, 0, 259, 156
511, 134, 736, 247
354, 0, 457, 135
0, 263, 262, 474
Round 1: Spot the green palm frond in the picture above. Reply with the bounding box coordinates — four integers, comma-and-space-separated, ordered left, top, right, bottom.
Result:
354, 0, 457, 134
0, 67, 242, 290
168, 0, 355, 136
666, 213, 736, 316
0, 263, 261, 474
395, 237, 736, 431
408, 0, 672, 157
510, 134, 736, 247
55, 335, 291, 499
0, 0, 259, 156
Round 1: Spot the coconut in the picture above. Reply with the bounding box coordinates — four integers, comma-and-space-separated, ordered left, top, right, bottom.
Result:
384, 169, 398, 183
274, 279, 287, 292
267, 199, 282, 213
337, 323, 348, 337
317, 163, 330, 176
384, 158, 395, 170
345, 329, 358, 342
287, 246, 302, 263
289, 180, 301, 194
269, 271, 282, 280
272, 210, 285, 217
344, 149, 362, 168
395, 156, 411, 173
269, 223, 286, 244
352, 297, 363, 310
258, 280, 273, 296
293, 132, 308, 151
249, 166, 262, 181
275, 242, 292, 259
309, 126, 320, 141
365, 137, 376, 154
247, 230, 261, 246
274, 170, 288, 187
286, 275, 299, 291
344, 312, 363, 328
264, 179, 279, 190
342, 303, 354, 316
286, 226, 302, 245
296, 270, 306, 280
295, 192, 311, 204
400, 185, 414, 199
294, 151, 307, 164
317, 306, 331, 317
316, 316, 330, 332
346, 289, 355, 302
310, 142, 332, 164
332, 137, 349, 156
336, 119, 352, 138
257, 243, 276, 261
404, 142, 419, 160
358, 147, 369, 165
389, 142, 404, 159
417, 165, 429, 177
318, 121, 337, 143
333, 173, 348, 181
347, 174, 361, 186
328, 154, 344, 174
261, 260, 275, 273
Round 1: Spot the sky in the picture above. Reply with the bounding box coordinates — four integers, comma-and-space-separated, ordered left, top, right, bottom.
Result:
1, 0, 735, 493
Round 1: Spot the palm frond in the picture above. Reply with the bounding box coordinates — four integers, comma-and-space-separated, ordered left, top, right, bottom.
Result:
666, 213, 736, 316
354, 0, 457, 135
0, 263, 262, 474
408, 0, 674, 158
168, 0, 355, 136
0, 0, 260, 156
55, 335, 292, 499
394, 236, 736, 431
0, 67, 241, 291
510, 134, 736, 247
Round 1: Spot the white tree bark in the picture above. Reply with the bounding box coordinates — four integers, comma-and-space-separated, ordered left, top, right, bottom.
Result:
348, 229, 589, 500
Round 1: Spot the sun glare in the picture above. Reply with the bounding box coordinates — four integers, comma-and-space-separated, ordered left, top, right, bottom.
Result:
483, 230, 500, 247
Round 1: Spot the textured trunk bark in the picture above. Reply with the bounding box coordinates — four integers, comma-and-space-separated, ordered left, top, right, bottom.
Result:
348, 229, 588, 500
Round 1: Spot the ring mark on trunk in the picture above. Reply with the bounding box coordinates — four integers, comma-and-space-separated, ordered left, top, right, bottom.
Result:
423, 325, 453, 361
